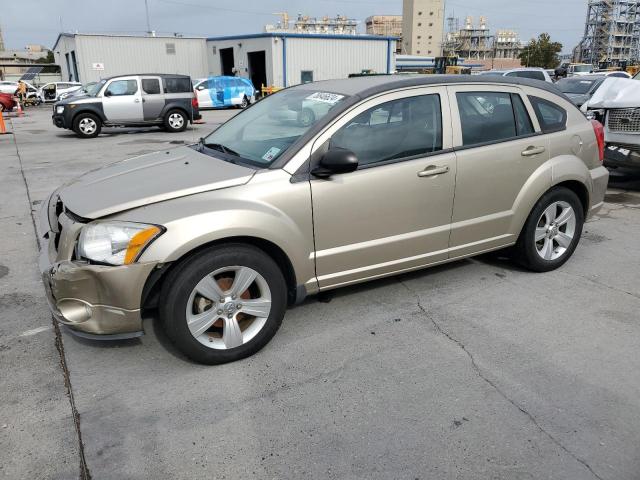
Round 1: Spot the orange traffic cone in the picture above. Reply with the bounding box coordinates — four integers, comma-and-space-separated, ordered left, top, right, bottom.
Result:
16, 100, 23, 117
0, 113, 11, 134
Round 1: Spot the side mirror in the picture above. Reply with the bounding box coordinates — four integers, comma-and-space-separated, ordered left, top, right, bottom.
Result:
104, 90, 112, 97
196, 85, 206, 91
312, 149, 359, 178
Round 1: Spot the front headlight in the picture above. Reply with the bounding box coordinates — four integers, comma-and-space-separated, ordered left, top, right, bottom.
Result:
78, 221, 163, 265
56, 105, 65, 114
585, 109, 605, 122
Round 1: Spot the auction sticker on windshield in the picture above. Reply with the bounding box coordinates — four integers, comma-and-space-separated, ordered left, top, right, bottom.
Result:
306, 92, 345, 104
262, 147, 282, 162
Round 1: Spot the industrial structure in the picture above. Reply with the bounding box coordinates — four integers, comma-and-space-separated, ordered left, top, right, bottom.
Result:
365, 15, 403, 52
579, 0, 640, 66
0, 25, 4, 52
265, 14, 358, 35
402, 0, 445, 56
52, 31, 396, 88
494, 30, 522, 59
207, 33, 395, 88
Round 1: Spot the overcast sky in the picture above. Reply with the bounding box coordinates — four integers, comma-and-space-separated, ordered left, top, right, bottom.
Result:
2, 0, 587, 53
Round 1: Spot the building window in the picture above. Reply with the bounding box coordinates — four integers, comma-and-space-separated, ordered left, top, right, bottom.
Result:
417, 35, 422, 39
430, 11, 434, 15
418, 22, 422, 26
429, 35, 432, 39
418, 11, 422, 15
166, 43, 176, 54
429, 23, 433, 26
212, 46, 217, 55
417, 50, 421, 54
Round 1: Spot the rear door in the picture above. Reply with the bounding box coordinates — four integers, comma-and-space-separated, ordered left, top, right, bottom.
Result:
447, 85, 550, 257
195, 80, 212, 108
140, 76, 164, 121
102, 77, 143, 122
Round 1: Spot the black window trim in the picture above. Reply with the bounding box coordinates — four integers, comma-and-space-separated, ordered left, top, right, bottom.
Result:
528, 95, 568, 134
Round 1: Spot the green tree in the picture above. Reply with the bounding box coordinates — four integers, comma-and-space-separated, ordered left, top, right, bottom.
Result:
519, 33, 563, 69
35, 50, 55, 64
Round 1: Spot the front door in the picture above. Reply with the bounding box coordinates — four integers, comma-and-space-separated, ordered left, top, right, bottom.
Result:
140, 76, 164, 121
102, 77, 143, 122
310, 87, 456, 289
447, 85, 549, 257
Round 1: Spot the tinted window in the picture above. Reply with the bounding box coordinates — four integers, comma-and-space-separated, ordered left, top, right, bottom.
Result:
529, 96, 567, 133
331, 95, 442, 167
556, 78, 599, 94
164, 77, 191, 93
517, 71, 546, 81
105, 80, 138, 96
141, 78, 161, 94
457, 92, 517, 145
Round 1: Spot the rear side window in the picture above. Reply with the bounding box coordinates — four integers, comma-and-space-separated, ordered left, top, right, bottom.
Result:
529, 96, 567, 133
457, 92, 535, 146
518, 71, 546, 81
331, 94, 442, 167
141, 78, 161, 94
164, 77, 192, 93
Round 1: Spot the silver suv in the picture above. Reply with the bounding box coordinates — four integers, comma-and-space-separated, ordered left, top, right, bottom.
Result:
40, 76, 609, 364
51, 74, 199, 138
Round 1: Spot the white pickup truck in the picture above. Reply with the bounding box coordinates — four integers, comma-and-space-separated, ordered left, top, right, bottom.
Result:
583, 74, 640, 171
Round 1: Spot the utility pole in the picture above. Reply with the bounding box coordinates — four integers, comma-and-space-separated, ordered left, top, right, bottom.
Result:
145, 0, 152, 34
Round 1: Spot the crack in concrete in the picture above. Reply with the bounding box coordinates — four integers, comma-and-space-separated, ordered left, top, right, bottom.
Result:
557, 270, 640, 301
10, 119, 92, 480
397, 278, 605, 480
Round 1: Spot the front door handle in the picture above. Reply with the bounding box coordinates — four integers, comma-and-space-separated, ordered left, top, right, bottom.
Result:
521, 146, 546, 157
418, 165, 450, 178
134, 98, 141, 103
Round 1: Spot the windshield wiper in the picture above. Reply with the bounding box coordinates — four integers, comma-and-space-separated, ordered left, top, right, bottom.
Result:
199, 138, 241, 157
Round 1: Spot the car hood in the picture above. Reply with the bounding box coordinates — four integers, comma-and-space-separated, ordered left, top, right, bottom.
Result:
59, 146, 256, 219
585, 77, 640, 109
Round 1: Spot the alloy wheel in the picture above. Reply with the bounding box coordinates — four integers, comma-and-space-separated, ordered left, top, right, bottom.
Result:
79, 117, 97, 135
168, 113, 184, 129
185, 266, 272, 350
535, 201, 576, 261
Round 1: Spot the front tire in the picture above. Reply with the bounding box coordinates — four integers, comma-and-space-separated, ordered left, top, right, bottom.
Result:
514, 187, 584, 272
164, 109, 187, 132
160, 244, 287, 365
72, 113, 101, 138
240, 96, 249, 109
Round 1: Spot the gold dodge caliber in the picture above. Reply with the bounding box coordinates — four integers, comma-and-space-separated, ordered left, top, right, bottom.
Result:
40, 76, 609, 364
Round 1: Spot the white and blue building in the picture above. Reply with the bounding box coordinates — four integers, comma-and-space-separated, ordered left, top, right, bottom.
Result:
206, 33, 397, 89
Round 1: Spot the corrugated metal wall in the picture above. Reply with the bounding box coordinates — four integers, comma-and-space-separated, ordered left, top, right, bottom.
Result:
206, 38, 276, 87
59, 35, 208, 83
284, 37, 391, 86
54, 35, 77, 82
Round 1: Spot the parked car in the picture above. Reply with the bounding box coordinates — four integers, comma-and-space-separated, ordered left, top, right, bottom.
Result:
38, 82, 82, 102
478, 67, 553, 83
567, 63, 595, 76
0, 92, 17, 112
57, 82, 97, 101
39, 75, 608, 364
0, 80, 39, 99
555, 74, 606, 107
194, 76, 255, 109
583, 77, 640, 171
52, 74, 200, 138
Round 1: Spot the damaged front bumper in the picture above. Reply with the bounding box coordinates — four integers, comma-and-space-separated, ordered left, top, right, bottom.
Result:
38, 197, 157, 339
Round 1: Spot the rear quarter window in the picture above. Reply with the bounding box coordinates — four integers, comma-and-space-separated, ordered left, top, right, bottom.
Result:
164, 77, 192, 93
529, 96, 567, 133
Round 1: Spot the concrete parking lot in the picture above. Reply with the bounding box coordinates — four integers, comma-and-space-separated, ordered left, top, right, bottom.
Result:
1, 106, 640, 480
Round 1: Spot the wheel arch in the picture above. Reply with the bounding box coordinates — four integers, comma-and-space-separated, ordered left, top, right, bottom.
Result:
141, 236, 300, 312
70, 107, 106, 126
161, 103, 191, 121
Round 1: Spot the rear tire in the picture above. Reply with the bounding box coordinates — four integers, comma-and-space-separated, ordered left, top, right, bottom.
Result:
514, 187, 584, 272
164, 109, 187, 132
72, 113, 101, 138
160, 244, 287, 365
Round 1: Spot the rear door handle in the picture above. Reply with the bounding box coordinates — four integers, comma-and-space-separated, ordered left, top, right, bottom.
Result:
418, 165, 450, 178
521, 146, 546, 157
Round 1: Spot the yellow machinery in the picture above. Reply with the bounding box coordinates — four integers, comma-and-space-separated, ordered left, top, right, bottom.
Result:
446, 66, 471, 75
261, 85, 283, 96
626, 65, 640, 76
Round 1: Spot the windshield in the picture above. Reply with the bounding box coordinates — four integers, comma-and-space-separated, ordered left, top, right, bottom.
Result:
86, 80, 106, 97
202, 89, 348, 167
634, 71, 640, 80
573, 65, 593, 73
556, 78, 599, 94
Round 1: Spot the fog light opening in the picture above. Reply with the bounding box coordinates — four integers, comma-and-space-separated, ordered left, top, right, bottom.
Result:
57, 299, 93, 324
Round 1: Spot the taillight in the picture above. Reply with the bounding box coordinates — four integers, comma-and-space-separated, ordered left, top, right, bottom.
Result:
191, 95, 198, 108
591, 119, 605, 163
